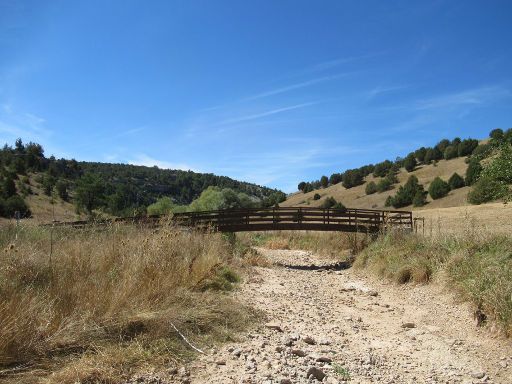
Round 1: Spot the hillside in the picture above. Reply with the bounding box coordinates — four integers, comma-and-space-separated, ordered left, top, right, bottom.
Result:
283, 156, 470, 210
0, 139, 285, 223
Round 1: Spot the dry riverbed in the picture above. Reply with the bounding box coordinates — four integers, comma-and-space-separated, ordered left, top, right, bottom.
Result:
160, 247, 512, 384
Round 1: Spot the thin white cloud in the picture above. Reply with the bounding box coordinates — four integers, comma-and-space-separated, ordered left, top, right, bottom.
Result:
309, 53, 384, 72
415, 86, 510, 111
243, 73, 351, 101
365, 84, 409, 100
218, 102, 317, 126
0, 105, 52, 140
128, 154, 198, 172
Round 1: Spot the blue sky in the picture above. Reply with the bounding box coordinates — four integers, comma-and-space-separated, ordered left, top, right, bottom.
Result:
1, 0, 511, 192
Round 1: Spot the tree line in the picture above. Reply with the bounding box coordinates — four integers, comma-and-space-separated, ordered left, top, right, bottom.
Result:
0, 139, 285, 219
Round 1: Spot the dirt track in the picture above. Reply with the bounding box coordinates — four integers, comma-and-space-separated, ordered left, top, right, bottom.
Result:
184, 248, 512, 384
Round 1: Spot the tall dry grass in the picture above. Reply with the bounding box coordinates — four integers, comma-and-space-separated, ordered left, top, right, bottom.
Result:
238, 230, 367, 258
0, 222, 256, 383
355, 230, 512, 335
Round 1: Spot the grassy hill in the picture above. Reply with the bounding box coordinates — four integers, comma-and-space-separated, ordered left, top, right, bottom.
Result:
283, 156, 470, 210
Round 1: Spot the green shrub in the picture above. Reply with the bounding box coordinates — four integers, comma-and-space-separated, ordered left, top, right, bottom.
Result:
390, 175, 425, 208
490, 128, 505, 146
365, 181, 377, 195
386, 171, 399, 184
342, 169, 364, 189
332, 202, 346, 212
55, 180, 69, 201
313, 193, 321, 200
444, 145, 458, 160
376, 178, 392, 193
467, 176, 508, 204
404, 153, 417, 172
428, 177, 450, 199
468, 144, 512, 204
472, 143, 492, 158
465, 159, 482, 185
414, 147, 427, 163
147, 197, 179, 215
457, 139, 479, 157
329, 173, 342, 185
373, 160, 393, 177
482, 144, 512, 185
321, 196, 337, 209
448, 172, 465, 190
0, 195, 31, 218
424, 147, 442, 163
413, 191, 427, 207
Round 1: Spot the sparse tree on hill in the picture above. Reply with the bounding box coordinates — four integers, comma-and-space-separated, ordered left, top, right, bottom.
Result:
373, 160, 393, 177
436, 139, 451, 153
413, 190, 427, 207
56, 180, 69, 201
444, 145, 458, 160
1, 176, 16, 199
428, 177, 450, 199
471, 143, 492, 158
414, 147, 427, 163
448, 173, 465, 190
390, 175, 425, 208
404, 153, 417, 172
376, 178, 392, 193
74, 173, 106, 213
321, 196, 337, 209
342, 169, 364, 189
329, 173, 342, 185
386, 170, 399, 184
490, 128, 504, 144
465, 159, 482, 186
451, 137, 462, 147
298, 182, 306, 192
457, 139, 479, 157
504, 128, 512, 144
320, 175, 329, 188
365, 181, 377, 195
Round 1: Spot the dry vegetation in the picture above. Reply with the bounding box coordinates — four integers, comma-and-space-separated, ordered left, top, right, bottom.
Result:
0, 222, 258, 383
413, 202, 512, 236
237, 231, 367, 258
354, 229, 512, 335
283, 157, 469, 210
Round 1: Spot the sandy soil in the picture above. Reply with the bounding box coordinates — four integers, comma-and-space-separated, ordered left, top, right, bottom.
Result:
180, 248, 512, 384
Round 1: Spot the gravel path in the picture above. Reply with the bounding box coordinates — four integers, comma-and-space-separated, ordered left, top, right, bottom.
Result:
180, 248, 512, 384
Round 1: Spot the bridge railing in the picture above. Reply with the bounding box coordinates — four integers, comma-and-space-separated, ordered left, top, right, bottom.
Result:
42, 207, 413, 233
172, 207, 413, 232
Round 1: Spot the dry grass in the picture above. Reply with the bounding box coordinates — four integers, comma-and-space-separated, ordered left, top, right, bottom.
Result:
283, 157, 470, 210
413, 202, 512, 236
238, 231, 367, 258
355, 230, 512, 335
0, 222, 257, 383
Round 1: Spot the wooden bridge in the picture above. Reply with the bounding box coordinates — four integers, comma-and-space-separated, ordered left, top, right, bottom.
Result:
172, 207, 413, 233
48, 207, 412, 233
